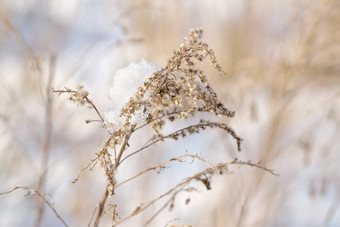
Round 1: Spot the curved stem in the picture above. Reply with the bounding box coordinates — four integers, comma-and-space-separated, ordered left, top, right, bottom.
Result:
0, 186, 68, 227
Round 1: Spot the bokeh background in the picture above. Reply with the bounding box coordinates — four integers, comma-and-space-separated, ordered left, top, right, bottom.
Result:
1, 0, 340, 226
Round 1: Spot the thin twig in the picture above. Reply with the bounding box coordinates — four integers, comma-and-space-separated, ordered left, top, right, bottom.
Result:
115, 124, 136, 167
115, 154, 217, 189
93, 187, 109, 227
88, 205, 98, 227
144, 188, 195, 227
116, 160, 278, 225
120, 121, 242, 164
144, 199, 171, 227
0, 186, 68, 227
51, 88, 104, 122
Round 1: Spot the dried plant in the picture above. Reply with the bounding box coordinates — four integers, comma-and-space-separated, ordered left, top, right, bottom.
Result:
1, 1, 339, 226
55, 29, 277, 226
2, 29, 276, 227
51, 28, 277, 226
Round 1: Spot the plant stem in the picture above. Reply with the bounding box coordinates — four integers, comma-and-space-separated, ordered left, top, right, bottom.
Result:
93, 187, 109, 227
34, 55, 56, 227
92, 124, 136, 226
115, 124, 136, 168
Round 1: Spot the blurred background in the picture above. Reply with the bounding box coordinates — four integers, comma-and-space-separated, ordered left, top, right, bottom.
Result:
1, 0, 340, 226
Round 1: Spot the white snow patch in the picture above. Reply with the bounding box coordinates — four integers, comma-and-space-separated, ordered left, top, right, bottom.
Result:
104, 59, 161, 130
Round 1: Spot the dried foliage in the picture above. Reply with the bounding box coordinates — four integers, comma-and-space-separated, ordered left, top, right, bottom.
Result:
49, 29, 276, 226
1, 1, 339, 226
1, 29, 276, 227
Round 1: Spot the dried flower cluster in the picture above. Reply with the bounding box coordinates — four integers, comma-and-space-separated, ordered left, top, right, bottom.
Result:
108, 28, 235, 144
48, 29, 277, 227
